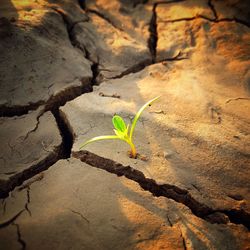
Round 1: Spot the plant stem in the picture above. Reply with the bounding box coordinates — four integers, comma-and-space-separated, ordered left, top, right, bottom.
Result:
128, 140, 137, 158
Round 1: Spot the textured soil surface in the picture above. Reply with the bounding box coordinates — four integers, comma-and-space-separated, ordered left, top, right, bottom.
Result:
0, 0, 250, 249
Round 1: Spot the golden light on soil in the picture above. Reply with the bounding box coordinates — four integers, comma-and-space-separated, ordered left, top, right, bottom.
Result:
0, 0, 249, 249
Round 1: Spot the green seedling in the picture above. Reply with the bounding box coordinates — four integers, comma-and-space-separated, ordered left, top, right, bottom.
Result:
80, 96, 160, 158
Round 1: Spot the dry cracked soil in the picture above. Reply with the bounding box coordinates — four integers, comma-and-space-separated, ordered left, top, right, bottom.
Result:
0, 0, 250, 249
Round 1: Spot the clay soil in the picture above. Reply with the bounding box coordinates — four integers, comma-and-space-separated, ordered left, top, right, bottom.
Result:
0, 0, 249, 249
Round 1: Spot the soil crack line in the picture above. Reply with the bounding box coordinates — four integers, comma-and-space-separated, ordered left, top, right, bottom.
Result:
69, 209, 90, 224
208, 0, 218, 20
0, 101, 44, 118
225, 97, 250, 104
0, 77, 93, 118
24, 187, 31, 217
23, 113, 43, 141
159, 15, 250, 28
44, 77, 93, 112
108, 59, 152, 79
0, 210, 24, 229
166, 215, 173, 227
0, 83, 92, 196
108, 51, 187, 80
179, 226, 187, 250
159, 51, 188, 63
13, 222, 26, 250
148, 0, 186, 63
73, 150, 250, 230
52, 108, 74, 159
52, 8, 87, 49
156, 0, 185, 5
1, 199, 7, 215
87, 9, 125, 33
52, 5, 101, 86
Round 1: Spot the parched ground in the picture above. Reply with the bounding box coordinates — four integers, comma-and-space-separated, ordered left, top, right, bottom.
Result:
0, 0, 250, 249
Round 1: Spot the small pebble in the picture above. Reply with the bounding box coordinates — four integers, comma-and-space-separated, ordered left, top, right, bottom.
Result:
139, 155, 148, 161
163, 150, 173, 159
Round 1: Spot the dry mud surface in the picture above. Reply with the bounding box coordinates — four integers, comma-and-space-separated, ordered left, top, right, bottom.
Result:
0, 0, 250, 249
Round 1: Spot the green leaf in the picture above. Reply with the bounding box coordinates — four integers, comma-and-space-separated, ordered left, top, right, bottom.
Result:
112, 115, 127, 132
79, 135, 120, 149
114, 129, 124, 138
129, 96, 160, 140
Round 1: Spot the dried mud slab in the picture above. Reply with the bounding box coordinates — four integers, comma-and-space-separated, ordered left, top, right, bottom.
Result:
73, 0, 152, 80
0, 0, 249, 248
156, 2, 250, 63
85, 0, 152, 42
0, 0, 92, 116
0, 110, 62, 197
61, 59, 250, 218
0, 158, 249, 250
156, 0, 215, 21
212, 0, 250, 25
45, 0, 89, 25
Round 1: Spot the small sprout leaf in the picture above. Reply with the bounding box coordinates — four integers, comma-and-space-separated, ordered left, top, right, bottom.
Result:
112, 115, 127, 132
80, 96, 160, 159
114, 129, 125, 138
126, 124, 130, 134
79, 135, 120, 149
129, 96, 160, 140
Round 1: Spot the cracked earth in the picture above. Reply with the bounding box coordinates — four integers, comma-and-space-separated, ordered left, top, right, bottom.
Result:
0, 0, 250, 249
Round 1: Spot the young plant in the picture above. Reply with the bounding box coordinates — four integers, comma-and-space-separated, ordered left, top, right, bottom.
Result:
80, 96, 160, 158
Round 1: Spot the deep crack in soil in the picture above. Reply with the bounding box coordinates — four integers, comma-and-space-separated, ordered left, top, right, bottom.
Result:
52, 108, 75, 159
0, 81, 93, 118
0, 101, 44, 117
148, 3, 157, 62
208, 0, 218, 20
73, 150, 250, 230
78, 0, 86, 10
0, 143, 62, 199
0, 81, 91, 198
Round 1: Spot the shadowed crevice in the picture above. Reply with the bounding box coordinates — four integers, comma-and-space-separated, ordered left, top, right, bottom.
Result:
90, 62, 99, 85
51, 108, 75, 159
148, 4, 157, 62
0, 102, 44, 118
208, 0, 218, 19
78, 0, 86, 10
73, 150, 250, 230
148, 0, 186, 62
